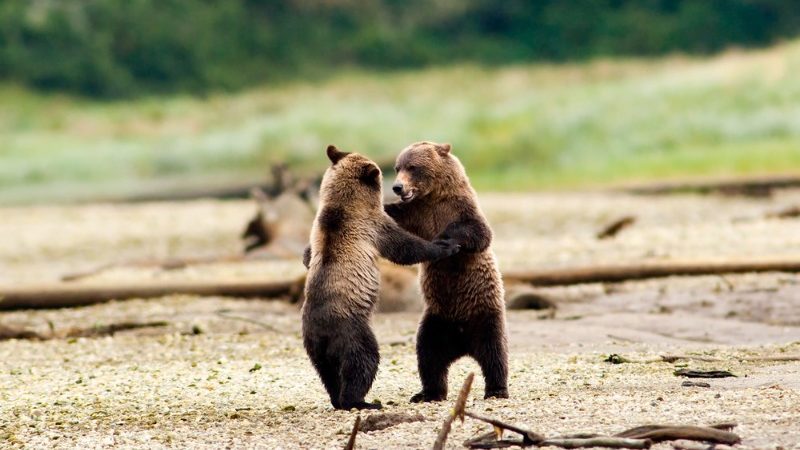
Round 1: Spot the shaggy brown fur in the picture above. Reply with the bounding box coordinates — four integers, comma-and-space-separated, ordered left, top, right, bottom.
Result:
386, 141, 509, 402
302, 145, 459, 410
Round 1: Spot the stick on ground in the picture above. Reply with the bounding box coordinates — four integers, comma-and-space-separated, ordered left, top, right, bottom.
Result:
615, 424, 740, 445
540, 437, 652, 449
65, 321, 169, 338
663, 354, 800, 363
597, 216, 636, 239
344, 415, 361, 450
432, 372, 474, 450
674, 369, 736, 379
464, 411, 544, 445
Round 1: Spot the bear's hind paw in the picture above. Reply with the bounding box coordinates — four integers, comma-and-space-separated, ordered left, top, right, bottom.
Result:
410, 391, 446, 403
340, 401, 382, 410
484, 389, 509, 400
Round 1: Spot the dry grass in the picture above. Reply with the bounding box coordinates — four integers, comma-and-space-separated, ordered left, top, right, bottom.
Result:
2, 41, 800, 203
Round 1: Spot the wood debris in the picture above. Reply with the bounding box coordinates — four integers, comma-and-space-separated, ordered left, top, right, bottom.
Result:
674, 369, 736, 379
597, 216, 636, 239
430, 373, 740, 449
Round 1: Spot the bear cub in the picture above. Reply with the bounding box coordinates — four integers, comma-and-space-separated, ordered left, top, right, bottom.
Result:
386, 141, 509, 402
302, 145, 459, 410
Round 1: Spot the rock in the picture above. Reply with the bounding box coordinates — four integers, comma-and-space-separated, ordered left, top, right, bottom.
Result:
505, 284, 558, 311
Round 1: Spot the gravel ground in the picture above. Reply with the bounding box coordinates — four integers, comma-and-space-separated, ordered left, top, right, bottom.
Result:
2, 191, 800, 449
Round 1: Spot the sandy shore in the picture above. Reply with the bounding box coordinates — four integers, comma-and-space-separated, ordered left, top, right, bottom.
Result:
2, 191, 800, 449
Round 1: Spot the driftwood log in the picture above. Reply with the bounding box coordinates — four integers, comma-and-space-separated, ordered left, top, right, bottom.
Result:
0, 279, 303, 310
503, 259, 800, 286
622, 175, 800, 197
538, 437, 651, 449
5, 258, 800, 311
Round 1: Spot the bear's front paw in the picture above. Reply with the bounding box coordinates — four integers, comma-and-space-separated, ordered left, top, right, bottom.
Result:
432, 239, 460, 259
484, 389, 509, 400
410, 391, 447, 403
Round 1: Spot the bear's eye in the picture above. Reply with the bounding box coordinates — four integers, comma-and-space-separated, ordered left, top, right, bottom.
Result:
407, 165, 417, 172
394, 166, 399, 173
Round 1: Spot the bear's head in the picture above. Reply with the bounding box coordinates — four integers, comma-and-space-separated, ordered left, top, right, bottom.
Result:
319, 144, 382, 206
391, 141, 465, 203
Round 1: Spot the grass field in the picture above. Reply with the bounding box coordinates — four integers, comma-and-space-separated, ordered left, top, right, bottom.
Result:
2, 40, 800, 203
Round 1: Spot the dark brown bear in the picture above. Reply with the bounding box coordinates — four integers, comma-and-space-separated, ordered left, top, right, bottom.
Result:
386, 141, 509, 402
302, 145, 459, 410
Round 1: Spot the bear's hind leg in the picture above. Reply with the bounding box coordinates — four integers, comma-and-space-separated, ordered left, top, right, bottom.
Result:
411, 313, 467, 403
469, 315, 509, 399
304, 336, 342, 408
337, 323, 381, 410
316, 356, 343, 409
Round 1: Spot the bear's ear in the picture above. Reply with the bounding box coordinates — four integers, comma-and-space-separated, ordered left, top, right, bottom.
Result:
327, 145, 349, 165
435, 143, 451, 156
359, 164, 381, 187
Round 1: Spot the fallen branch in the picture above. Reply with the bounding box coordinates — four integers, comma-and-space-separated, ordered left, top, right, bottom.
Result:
464, 411, 544, 445
674, 369, 736, 379
540, 437, 651, 449
503, 259, 800, 286
458, 410, 738, 449
463, 423, 649, 449
65, 321, 169, 338
433, 372, 474, 450
615, 424, 740, 445
621, 175, 800, 197
597, 216, 636, 239
0, 279, 303, 311
608, 353, 800, 365
663, 354, 800, 363
344, 415, 361, 450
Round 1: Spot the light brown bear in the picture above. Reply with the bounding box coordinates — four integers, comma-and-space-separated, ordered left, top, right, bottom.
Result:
385, 141, 509, 402
302, 145, 460, 410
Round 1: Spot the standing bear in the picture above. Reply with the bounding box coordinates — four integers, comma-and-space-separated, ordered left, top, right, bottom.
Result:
386, 141, 509, 402
302, 145, 460, 410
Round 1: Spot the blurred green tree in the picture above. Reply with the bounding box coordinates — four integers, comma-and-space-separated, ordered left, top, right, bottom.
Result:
0, 0, 797, 97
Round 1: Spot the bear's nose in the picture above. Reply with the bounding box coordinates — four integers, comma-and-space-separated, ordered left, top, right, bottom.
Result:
392, 183, 404, 195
